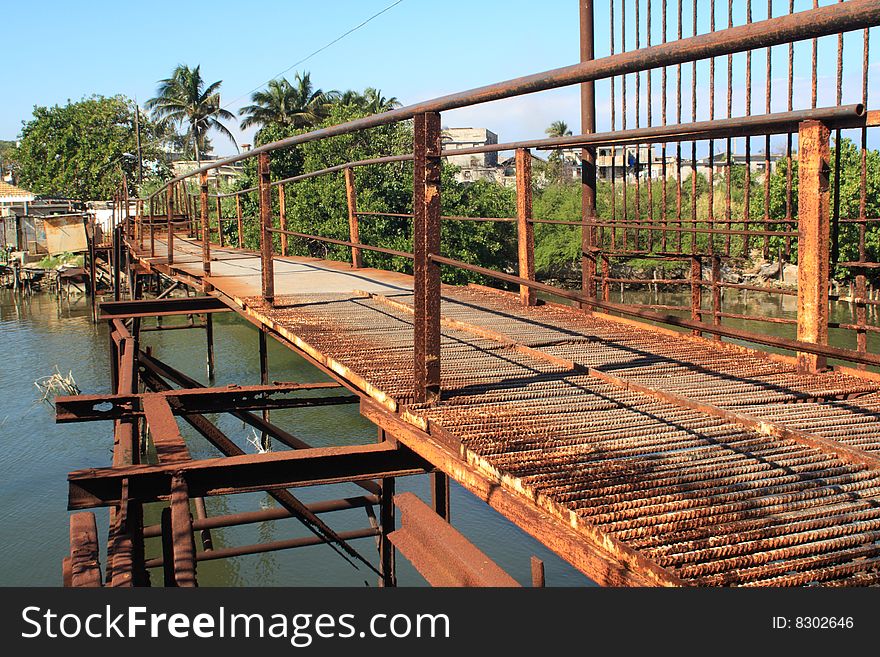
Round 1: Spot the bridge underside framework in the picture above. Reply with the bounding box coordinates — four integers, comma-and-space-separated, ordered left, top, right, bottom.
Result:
60, 0, 880, 587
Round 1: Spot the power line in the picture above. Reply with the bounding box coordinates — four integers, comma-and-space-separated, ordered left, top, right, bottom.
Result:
220, 0, 406, 115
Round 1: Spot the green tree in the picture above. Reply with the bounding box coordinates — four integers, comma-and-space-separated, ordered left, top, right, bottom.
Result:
239, 73, 335, 136
12, 95, 169, 200
333, 88, 401, 114
146, 64, 236, 165
233, 103, 515, 283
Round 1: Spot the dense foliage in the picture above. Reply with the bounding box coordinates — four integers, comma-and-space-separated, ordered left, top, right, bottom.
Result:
12, 95, 169, 200
226, 105, 516, 284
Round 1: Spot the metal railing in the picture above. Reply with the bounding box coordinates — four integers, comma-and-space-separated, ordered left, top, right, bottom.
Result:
123, 0, 880, 402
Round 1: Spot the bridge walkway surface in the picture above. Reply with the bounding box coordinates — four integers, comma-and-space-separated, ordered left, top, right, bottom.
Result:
137, 235, 880, 587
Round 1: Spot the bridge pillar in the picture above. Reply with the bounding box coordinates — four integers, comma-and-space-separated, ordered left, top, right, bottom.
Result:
259, 152, 275, 306
796, 120, 831, 374
200, 172, 211, 276
413, 112, 441, 404
516, 148, 536, 306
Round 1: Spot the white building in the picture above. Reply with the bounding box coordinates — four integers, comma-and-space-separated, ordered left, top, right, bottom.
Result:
441, 128, 500, 183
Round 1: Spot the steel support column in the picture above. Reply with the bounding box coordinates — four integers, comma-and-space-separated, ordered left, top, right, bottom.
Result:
580, 0, 597, 309
166, 184, 174, 266
345, 167, 363, 268
796, 120, 831, 373
200, 172, 210, 276
259, 152, 275, 305
413, 112, 442, 404
515, 148, 536, 306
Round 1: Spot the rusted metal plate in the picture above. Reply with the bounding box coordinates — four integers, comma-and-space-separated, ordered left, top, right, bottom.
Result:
389, 492, 520, 587
142, 394, 190, 464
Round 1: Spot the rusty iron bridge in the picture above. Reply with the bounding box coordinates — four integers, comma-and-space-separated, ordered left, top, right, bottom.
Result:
60, 0, 880, 587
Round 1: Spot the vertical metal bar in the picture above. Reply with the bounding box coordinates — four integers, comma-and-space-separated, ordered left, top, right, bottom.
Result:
742, 0, 753, 259
516, 148, 536, 306
160, 508, 175, 587
691, 256, 702, 337
661, 0, 668, 252
531, 556, 545, 588
432, 472, 450, 523
379, 475, 396, 587
279, 184, 288, 257
725, 0, 733, 256
763, 0, 773, 260
645, 0, 655, 253
856, 274, 867, 369
796, 120, 831, 374
785, 0, 795, 261
169, 473, 196, 587
621, 0, 628, 248
216, 190, 224, 248
205, 313, 215, 381
200, 172, 211, 276
712, 255, 722, 342
859, 27, 869, 263
344, 168, 362, 268
708, 0, 716, 255
236, 194, 244, 249
610, 0, 617, 253
690, 0, 698, 254
675, 0, 683, 252
166, 184, 174, 266
580, 0, 597, 306
137, 199, 144, 250
259, 153, 275, 306
259, 326, 270, 450
149, 197, 156, 258
413, 112, 442, 405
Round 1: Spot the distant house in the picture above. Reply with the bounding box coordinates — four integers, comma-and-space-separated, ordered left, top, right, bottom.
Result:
0, 181, 35, 206
441, 128, 501, 183
171, 158, 244, 187
697, 151, 782, 180
595, 145, 657, 181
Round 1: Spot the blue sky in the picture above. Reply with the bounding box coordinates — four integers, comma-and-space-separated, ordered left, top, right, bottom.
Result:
4, 0, 876, 156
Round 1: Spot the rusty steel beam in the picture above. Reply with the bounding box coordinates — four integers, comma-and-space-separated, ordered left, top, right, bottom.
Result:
515, 148, 536, 306
235, 194, 243, 248
580, 0, 597, 309
344, 167, 363, 268
169, 473, 197, 586
144, 527, 380, 568
67, 512, 102, 587
68, 442, 431, 509
146, 0, 878, 194
100, 296, 230, 320
137, 364, 380, 572
56, 385, 355, 423
428, 254, 880, 368
200, 172, 211, 275
259, 151, 274, 305
166, 185, 174, 265
413, 112, 442, 404
142, 495, 379, 538
796, 120, 831, 373
270, 228, 413, 260
389, 492, 519, 587
141, 394, 190, 463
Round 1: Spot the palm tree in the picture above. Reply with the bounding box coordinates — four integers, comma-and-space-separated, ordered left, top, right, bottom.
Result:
146, 64, 237, 166
333, 87, 400, 114
361, 88, 400, 114
239, 73, 334, 132
545, 120, 572, 138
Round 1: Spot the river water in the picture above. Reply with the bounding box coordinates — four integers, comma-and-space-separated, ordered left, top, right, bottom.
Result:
0, 289, 589, 586
2, 285, 876, 586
